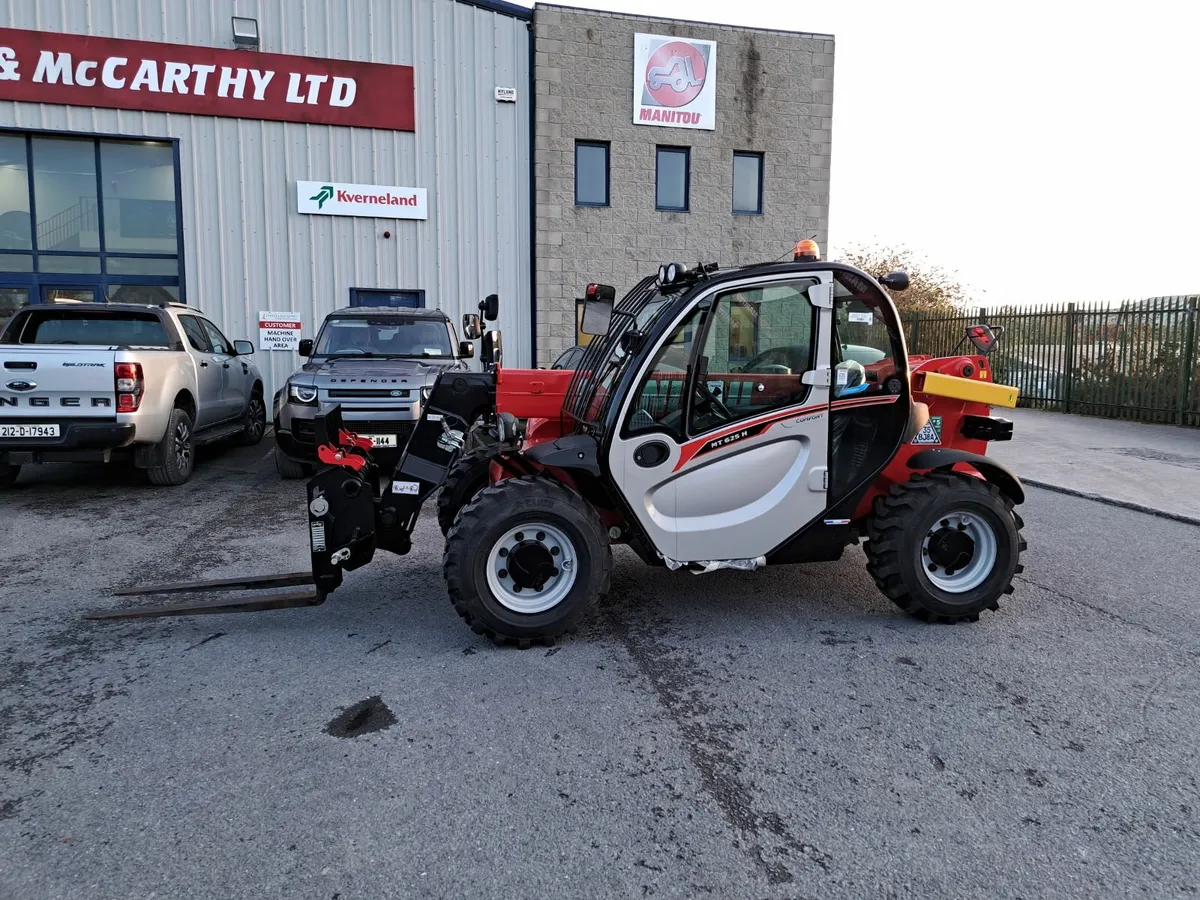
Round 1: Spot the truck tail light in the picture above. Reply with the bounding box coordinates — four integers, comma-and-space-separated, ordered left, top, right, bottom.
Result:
115, 362, 144, 413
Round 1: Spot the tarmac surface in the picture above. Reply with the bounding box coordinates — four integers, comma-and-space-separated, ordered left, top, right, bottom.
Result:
1, 419, 1199, 899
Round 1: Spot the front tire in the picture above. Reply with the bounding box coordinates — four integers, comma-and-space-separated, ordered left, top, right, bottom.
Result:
275, 450, 310, 479
236, 389, 266, 446
0, 463, 19, 489
444, 477, 611, 647
146, 408, 195, 487
864, 471, 1025, 623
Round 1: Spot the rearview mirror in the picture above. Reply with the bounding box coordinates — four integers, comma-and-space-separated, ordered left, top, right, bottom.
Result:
880, 271, 910, 291
481, 330, 502, 368
458, 340, 475, 359
580, 283, 617, 336
480, 294, 499, 322
462, 313, 482, 341
298, 338, 313, 357
233, 340, 254, 356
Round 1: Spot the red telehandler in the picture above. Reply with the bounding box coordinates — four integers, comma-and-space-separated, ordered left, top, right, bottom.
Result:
96, 243, 1026, 646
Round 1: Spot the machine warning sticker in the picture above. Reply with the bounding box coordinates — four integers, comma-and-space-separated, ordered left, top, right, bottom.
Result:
310, 521, 327, 552
848, 311, 874, 324
911, 415, 943, 445
392, 481, 420, 494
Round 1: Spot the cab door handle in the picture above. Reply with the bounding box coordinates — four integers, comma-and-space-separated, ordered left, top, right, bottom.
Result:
200, 361, 209, 368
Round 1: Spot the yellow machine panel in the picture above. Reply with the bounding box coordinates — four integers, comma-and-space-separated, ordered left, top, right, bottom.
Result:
917, 372, 1019, 408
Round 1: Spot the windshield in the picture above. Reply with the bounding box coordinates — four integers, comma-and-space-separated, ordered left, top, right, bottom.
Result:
314, 316, 453, 358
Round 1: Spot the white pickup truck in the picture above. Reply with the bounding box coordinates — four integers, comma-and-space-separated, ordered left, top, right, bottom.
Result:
0, 301, 266, 487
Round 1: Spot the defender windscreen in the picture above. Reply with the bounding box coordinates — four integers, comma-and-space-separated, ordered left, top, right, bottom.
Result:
314, 317, 453, 359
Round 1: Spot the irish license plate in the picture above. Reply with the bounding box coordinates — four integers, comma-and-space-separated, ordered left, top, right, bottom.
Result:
0, 423, 60, 438
363, 434, 397, 448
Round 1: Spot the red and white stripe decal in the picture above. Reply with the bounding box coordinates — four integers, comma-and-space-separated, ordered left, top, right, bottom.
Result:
673, 402, 826, 471
830, 394, 901, 411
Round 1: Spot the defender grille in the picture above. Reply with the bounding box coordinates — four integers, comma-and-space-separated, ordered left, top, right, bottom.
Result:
563, 274, 661, 434
326, 388, 411, 399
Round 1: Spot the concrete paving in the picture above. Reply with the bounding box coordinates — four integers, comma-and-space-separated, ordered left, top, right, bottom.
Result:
2, 441, 1199, 899
990, 407, 1200, 523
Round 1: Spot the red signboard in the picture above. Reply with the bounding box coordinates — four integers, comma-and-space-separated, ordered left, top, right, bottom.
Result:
0, 27, 415, 131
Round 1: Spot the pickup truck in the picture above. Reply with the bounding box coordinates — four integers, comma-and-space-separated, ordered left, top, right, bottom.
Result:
273, 306, 475, 478
0, 301, 266, 488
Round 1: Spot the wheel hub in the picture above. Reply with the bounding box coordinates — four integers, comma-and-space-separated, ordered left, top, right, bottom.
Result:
920, 511, 998, 594
486, 523, 578, 615
507, 540, 558, 591
926, 527, 975, 571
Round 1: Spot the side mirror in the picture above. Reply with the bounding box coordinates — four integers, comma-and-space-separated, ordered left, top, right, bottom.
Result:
458, 340, 475, 359
298, 338, 313, 357
233, 340, 254, 356
481, 330, 502, 368
880, 271, 910, 291
580, 283, 617, 335
462, 313, 482, 341
480, 294, 499, 322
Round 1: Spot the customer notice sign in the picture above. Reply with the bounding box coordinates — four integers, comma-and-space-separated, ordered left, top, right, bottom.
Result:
258, 311, 302, 351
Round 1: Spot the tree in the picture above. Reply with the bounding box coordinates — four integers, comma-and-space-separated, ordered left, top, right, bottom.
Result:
835, 244, 974, 317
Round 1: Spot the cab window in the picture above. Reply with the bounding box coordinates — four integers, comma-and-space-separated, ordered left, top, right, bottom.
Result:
623, 306, 703, 439
687, 279, 819, 434
832, 270, 907, 397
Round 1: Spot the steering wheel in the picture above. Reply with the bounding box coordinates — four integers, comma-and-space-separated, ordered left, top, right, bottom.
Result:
693, 380, 733, 422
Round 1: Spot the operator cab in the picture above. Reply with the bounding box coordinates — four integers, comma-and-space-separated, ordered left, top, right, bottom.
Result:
573, 243, 913, 564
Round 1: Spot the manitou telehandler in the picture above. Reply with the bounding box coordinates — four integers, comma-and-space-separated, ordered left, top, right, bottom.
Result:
96, 242, 1027, 646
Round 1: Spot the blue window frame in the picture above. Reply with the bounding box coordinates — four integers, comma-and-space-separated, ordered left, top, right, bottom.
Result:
0, 127, 184, 307
656, 146, 690, 212
733, 151, 764, 215
350, 288, 425, 308
574, 141, 610, 207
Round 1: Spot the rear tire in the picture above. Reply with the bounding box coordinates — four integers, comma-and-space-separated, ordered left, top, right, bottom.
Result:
146, 408, 195, 487
444, 476, 610, 647
437, 443, 510, 536
236, 389, 266, 446
864, 471, 1024, 623
0, 463, 19, 489
275, 450, 310, 480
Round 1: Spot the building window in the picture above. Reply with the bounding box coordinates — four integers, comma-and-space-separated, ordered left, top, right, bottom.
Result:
656, 147, 690, 212
733, 152, 764, 215
575, 141, 609, 207
0, 130, 183, 304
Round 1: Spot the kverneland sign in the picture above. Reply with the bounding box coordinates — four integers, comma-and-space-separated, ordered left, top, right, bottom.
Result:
0, 27, 414, 131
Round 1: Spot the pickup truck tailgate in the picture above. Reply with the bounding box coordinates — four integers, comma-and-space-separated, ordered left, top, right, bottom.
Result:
0, 348, 116, 417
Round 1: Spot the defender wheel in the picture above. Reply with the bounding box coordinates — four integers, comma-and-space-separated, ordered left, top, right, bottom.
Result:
437, 443, 510, 536
146, 408, 195, 487
444, 476, 611, 647
0, 463, 19, 489
275, 450, 310, 480
236, 389, 267, 446
864, 471, 1025, 623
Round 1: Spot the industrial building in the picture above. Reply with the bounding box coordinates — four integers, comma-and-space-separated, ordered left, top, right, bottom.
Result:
0, 0, 832, 395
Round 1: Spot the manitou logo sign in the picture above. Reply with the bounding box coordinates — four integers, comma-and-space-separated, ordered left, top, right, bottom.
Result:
0, 27, 414, 131
296, 181, 429, 220
633, 33, 717, 130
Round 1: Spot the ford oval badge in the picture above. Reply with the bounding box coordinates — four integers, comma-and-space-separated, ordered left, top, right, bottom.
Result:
5, 380, 36, 392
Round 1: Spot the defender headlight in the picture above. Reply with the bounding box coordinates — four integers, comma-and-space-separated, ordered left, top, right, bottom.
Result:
288, 382, 318, 405
421, 385, 433, 403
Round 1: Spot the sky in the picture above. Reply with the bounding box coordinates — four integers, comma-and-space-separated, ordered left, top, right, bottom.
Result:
519, 0, 1199, 309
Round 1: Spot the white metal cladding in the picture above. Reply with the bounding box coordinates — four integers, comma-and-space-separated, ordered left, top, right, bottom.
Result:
0, 0, 533, 404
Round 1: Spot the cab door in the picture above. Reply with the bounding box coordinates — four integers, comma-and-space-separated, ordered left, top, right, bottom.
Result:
608, 273, 834, 563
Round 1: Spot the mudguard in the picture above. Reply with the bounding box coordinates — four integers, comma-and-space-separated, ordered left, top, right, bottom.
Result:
906, 448, 1025, 505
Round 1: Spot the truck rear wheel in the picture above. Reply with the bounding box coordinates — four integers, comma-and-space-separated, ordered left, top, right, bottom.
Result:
0, 462, 19, 489
146, 408, 196, 487
235, 388, 266, 446
444, 476, 610, 647
437, 443, 510, 535
864, 471, 1024, 623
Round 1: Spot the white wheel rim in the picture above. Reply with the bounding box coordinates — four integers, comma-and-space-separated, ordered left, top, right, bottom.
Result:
485, 522, 578, 614
921, 510, 998, 594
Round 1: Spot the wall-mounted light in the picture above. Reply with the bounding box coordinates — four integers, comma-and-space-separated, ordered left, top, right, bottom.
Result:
231, 16, 259, 50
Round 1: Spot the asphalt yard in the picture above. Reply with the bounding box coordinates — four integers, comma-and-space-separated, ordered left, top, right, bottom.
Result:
2, 433, 1198, 899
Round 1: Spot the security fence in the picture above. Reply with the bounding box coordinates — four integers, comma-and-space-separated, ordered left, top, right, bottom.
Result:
901, 296, 1200, 427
